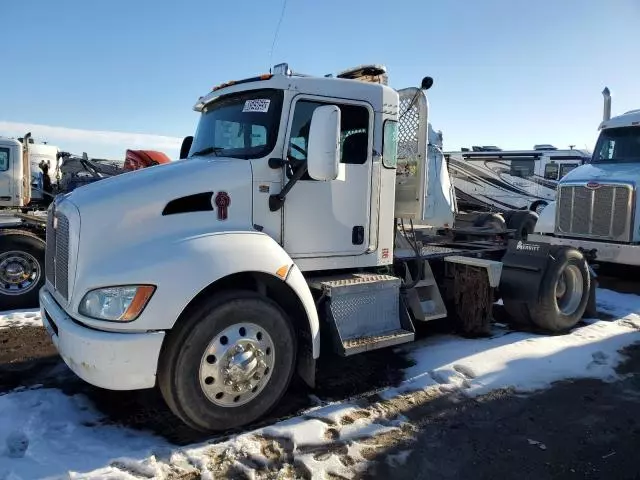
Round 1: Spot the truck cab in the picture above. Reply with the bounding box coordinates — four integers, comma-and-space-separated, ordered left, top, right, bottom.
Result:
39, 63, 593, 433
0, 133, 58, 209
0, 134, 34, 209
531, 88, 640, 266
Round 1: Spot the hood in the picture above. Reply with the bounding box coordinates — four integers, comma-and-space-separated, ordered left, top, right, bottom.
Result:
65, 156, 254, 263
559, 162, 640, 186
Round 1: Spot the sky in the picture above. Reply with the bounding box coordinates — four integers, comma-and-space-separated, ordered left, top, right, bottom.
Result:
2, 0, 639, 160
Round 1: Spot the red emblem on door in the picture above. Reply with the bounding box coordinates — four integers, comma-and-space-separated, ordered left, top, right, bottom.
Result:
215, 192, 230, 220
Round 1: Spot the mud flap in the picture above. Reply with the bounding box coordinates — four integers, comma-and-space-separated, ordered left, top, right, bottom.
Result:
499, 240, 552, 302
584, 264, 599, 318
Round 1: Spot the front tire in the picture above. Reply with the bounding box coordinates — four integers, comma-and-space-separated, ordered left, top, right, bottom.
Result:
0, 230, 46, 310
158, 290, 297, 432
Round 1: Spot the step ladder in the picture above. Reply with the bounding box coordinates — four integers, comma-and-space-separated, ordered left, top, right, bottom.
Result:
308, 273, 415, 356
403, 261, 448, 322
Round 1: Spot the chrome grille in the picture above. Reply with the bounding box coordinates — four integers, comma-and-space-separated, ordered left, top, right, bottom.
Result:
55, 214, 70, 299
45, 207, 56, 285
556, 183, 634, 242
45, 206, 70, 300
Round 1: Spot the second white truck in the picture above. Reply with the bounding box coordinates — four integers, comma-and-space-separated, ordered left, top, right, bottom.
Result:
531, 87, 640, 266
39, 63, 594, 432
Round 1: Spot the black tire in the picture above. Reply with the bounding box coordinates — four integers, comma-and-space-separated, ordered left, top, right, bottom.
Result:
531, 201, 548, 215
526, 246, 590, 332
0, 229, 46, 310
157, 290, 297, 432
506, 210, 538, 240
472, 213, 506, 231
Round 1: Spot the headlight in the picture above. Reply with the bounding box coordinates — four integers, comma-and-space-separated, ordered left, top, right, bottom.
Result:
79, 285, 155, 322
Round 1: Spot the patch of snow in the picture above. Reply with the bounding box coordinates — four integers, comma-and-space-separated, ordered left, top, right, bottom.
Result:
397, 288, 640, 397
0, 389, 166, 480
0, 287, 639, 479
593, 288, 640, 323
0, 310, 42, 330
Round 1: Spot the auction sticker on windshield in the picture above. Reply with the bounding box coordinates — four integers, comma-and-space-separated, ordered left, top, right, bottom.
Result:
243, 99, 271, 113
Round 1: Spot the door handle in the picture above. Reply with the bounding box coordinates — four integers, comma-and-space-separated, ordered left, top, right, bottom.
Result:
352, 226, 364, 245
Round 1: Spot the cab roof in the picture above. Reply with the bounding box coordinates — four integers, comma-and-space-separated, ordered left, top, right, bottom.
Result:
194, 65, 394, 112
600, 109, 640, 130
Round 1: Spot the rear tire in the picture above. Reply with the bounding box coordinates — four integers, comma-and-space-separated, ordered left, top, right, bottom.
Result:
526, 246, 590, 332
157, 290, 297, 432
0, 230, 46, 310
473, 213, 506, 231
532, 201, 548, 215
506, 210, 538, 240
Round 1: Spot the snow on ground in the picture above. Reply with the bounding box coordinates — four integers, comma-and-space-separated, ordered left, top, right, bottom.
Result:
0, 287, 639, 479
0, 310, 42, 329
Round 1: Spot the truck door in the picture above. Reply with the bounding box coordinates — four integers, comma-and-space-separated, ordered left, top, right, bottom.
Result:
283, 95, 373, 258
0, 146, 13, 207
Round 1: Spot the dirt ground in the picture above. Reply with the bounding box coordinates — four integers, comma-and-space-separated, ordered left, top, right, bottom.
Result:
355, 343, 640, 480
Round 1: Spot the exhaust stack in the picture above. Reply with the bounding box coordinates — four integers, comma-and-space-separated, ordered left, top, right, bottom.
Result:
602, 87, 611, 122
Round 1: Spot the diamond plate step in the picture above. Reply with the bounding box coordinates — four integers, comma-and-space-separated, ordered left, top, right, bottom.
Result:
342, 329, 415, 355
309, 273, 415, 356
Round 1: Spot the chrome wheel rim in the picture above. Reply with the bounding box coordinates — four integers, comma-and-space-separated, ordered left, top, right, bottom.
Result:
0, 250, 41, 296
199, 322, 275, 407
555, 264, 583, 315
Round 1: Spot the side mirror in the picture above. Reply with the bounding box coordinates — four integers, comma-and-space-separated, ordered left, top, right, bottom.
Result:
307, 105, 340, 181
180, 136, 193, 159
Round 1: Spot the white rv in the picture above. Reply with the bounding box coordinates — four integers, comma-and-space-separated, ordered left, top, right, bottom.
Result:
445, 146, 591, 214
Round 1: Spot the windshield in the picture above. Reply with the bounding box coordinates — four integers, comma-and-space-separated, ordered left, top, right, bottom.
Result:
591, 126, 640, 164
189, 88, 284, 160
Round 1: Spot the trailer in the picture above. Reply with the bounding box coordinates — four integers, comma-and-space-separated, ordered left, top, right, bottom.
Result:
39, 63, 594, 433
0, 148, 171, 309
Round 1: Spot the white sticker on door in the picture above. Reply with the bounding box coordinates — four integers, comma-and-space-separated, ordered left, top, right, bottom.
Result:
242, 99, 271, 113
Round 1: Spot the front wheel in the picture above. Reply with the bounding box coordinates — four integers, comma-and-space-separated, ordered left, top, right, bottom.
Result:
0, 230, 46, 310
157, 290, 297, 432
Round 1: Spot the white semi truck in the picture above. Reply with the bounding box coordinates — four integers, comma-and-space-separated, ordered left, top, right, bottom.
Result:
531, 87, 640, 266
0, 133, 59, 210
39, 63, 594, 432
0, 140, 169, 310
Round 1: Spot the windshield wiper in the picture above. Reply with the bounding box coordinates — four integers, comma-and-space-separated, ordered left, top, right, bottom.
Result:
190, 146, 224, 157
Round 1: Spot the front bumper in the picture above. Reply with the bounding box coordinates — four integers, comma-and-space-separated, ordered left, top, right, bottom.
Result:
528, 233, 640, 266
39, 286, 165, 390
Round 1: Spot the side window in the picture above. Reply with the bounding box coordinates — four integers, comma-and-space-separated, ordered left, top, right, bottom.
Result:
510, 159, 534, 178
0, 148, 9, 172
288, 100, 370, 167
559, 163, 578, 178
382, 120, 398, 168
251, 125, 267, 147
544, 163, 559, 180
